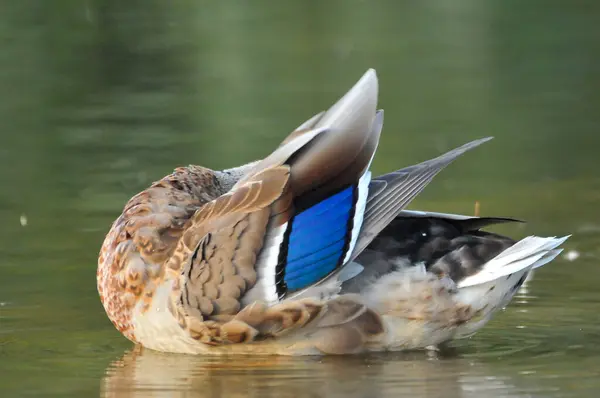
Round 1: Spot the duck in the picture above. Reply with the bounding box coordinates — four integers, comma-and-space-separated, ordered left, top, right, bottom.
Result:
97, 69, 569, 356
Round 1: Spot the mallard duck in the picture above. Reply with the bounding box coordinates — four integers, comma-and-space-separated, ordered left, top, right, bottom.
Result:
97, 69, 569, 355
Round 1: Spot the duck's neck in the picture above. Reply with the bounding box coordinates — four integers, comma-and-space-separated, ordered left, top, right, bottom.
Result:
216, 160, 261, 192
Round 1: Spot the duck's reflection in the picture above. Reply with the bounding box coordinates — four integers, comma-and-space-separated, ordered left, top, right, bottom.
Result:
101, 347, 536, 398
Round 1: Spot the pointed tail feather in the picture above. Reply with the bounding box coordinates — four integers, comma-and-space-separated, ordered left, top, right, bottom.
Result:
457, 235, 570, 288
532, 248, 564, 269
451, 235, 569, 338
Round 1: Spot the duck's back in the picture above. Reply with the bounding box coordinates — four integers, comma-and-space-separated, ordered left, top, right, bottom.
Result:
340, 213, 522, 297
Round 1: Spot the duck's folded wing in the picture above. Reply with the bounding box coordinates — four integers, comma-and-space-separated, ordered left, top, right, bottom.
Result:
349, 137, 494, 260
172, 69, 382, 344
167, 166, 291, 342
240, 69, 383, 304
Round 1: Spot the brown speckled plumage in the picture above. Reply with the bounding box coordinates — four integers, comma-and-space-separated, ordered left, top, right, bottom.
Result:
97, 69, 569, 355
167, 166, 293, 344
97, 165, 226, 341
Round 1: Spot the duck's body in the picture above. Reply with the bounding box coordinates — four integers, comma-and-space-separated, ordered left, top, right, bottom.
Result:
97, 69, 568, 355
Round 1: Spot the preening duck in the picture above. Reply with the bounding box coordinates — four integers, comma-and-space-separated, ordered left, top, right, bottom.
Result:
97, 69, 569, 355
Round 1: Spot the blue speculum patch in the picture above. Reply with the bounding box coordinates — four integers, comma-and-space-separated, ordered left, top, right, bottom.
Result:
279, 185, 357, 292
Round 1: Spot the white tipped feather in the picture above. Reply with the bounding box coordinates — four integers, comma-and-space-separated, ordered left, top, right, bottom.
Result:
241, 222, 288, 305
343, 170, 371, 264
457, 235, 570, 288
343, 109, 383, 265
532, 248, 564, 269
452, 235, 569, 338
397, 209, 477, 220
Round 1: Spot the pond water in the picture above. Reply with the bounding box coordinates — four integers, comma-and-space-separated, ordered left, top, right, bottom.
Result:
1, 1, 599, 397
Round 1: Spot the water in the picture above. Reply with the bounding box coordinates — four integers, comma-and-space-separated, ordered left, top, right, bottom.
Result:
1, 1, 599, 397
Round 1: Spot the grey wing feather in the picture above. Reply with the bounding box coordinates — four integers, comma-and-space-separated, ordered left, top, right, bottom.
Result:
397, 209, 524, 231
350, 137, 494, 260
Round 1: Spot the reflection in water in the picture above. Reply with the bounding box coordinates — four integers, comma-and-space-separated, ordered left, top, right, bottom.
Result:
102, 348, 536, 398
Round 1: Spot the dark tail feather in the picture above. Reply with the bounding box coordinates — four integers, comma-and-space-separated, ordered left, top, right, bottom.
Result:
453, 217, 524, 232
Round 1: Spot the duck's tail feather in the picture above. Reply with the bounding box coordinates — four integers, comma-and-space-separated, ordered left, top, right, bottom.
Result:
453, 235, 569, 338
457, 235, 570, 289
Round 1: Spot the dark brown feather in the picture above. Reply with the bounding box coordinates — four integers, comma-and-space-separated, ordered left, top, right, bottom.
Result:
344, 214, 519, 292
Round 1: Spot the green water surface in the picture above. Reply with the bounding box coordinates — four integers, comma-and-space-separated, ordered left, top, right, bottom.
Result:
1, 1, 599, 397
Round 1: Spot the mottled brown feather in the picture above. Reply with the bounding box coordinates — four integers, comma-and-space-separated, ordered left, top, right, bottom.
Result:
166, 166, 295, 343
98, 69, 387, 351
97, 165, 227, 341
311, 296, 385, 355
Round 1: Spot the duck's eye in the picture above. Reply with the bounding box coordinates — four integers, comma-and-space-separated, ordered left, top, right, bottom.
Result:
421, 232, 428, 237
